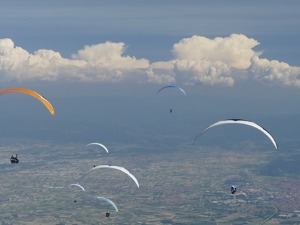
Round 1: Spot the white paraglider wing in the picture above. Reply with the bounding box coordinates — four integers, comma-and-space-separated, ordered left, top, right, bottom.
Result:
86, 142, 109, 153
80, 165, 139, 188
193, 119, 278, 149
83, 196, 119, 212
156, 85, 186, 96
97, 197, 119, 212
69, 183, 85, 191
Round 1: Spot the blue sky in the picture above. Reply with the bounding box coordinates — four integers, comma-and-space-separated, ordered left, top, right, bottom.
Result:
0, 1, 299, 87
1, 0, 299, 62
0, 1, 299, 143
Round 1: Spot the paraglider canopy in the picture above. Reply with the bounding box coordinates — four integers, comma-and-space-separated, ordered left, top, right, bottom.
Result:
84, 197, 119, 212
193, 119, 278, 149
0, 88, 55, 116
80, 165, 140, 188
86, 142, 109, 153
156, 85, 187, 96
69, 183, 85, 191
156, 85, 186, 114
97, 197, 118, 212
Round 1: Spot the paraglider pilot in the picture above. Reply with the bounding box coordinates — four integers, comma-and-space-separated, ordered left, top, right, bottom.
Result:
231, 185, 237, 194
10, 154, 19, 164
170, 109, 173, 113
106, 211, 110, 217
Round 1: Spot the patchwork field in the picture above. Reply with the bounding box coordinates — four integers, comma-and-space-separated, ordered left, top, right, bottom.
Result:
0, 139, 299, 224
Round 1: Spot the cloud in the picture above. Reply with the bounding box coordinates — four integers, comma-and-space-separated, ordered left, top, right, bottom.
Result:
72, 42, 149, 70
0, 35, 299, 87
249, 56, 300, 87
170, 34, 260, 86
169, 34, 300, 87
146, 61, 175, 84
0, 39, 149, 82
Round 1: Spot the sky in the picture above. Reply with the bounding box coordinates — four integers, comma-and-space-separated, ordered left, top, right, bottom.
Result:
0, 0, 299, 144
0, 1, 299, 87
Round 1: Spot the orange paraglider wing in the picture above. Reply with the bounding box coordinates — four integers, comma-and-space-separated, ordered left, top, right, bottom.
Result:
0, 88, 55, 116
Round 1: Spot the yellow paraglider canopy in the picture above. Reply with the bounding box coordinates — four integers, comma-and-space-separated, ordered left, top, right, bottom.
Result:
0, 88, 55, 116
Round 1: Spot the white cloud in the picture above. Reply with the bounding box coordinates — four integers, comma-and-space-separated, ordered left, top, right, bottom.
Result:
165, 34, 300, 87
173, 34, 260, 69
171, 34, 260, 86
0, 39, 149, 82
0, 35, 299, 87
146, 61, 175, 84
249, 56, 300, 87
72, 42, 149, 70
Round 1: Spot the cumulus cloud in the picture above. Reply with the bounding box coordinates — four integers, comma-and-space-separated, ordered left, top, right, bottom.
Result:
72, 42, 148, 70
0, 35, 299, 87
249, 56, 300, 87
170, 34, 260, 86
0, 39, 149, 82
169, 34, 300, 87
146, 61, 175, 84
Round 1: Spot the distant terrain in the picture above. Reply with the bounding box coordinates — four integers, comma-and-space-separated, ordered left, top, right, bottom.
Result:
0, 136, 300, 225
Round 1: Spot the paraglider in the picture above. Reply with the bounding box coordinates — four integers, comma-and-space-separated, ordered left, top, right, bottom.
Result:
0, 88, 55, 116
231, 185, 237, 194
156, 85, 187, 96
10, 154, 19, 164
86, 143, 109, 153
96, 197, 118, 213
84, 196, 118, 213
80, 165, 140, 188
193, 119, 278, 149
156, 85, 186, 113
69, 183, 85, 191
230, 187, 248, 200
45, 183, 85, 191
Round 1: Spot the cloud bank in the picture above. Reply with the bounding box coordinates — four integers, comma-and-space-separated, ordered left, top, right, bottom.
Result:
0, 34, 299, 87
0, 39, 149, 82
